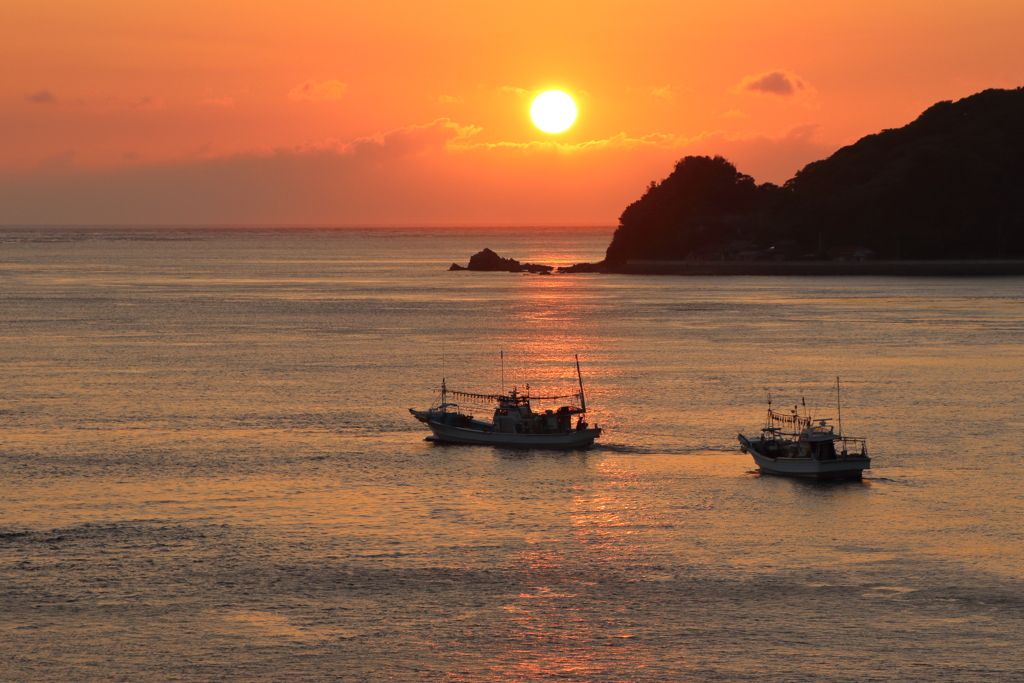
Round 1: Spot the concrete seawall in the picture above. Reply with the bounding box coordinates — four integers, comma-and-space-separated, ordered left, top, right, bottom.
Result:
614, 260, 1024, 276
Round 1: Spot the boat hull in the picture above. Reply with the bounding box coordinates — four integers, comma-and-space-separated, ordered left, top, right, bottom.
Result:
424, 420, 601, 449
740, 435, 870, 479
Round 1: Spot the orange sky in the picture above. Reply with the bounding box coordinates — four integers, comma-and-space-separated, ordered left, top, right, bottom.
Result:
2, 0, 1022, 225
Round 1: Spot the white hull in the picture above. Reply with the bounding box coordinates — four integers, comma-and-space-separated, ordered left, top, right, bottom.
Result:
425, 421, 601, 449
745, 447, 870, 479
739, 381, 870, 479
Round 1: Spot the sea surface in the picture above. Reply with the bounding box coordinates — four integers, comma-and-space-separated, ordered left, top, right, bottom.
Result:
2, 226, 1023, 682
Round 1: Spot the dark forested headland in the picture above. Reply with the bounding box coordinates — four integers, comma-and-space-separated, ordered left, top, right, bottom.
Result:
591, 87, 1024, 271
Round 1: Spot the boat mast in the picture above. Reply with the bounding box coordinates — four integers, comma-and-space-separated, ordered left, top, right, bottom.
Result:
575, 353, 587, 413
836, 376, 843, 437
500, 349, 505, 396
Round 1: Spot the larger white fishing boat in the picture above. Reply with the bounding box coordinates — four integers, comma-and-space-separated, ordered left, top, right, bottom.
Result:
738, 380, 870, 479
410, 355, 602, 449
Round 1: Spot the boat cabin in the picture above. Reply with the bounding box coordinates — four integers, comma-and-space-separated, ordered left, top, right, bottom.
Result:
491, 389, 585, 434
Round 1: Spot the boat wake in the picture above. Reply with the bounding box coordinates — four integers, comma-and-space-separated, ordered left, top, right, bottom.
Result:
587, 442, 739, 456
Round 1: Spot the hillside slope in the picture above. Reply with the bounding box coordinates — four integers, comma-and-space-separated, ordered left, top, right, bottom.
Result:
603, 87, 1024, 265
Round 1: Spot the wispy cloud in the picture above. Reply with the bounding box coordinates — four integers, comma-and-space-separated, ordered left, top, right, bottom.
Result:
649, 85, 675, 101
27, 92, 168, 112
677, 124, 834, 183
720, 109, 749, 119
496, 85, 530, 97
453, 132, 678, 155
733, 70, 809, 97
200, 96, 236, 108
288, 79, 348, 102
345, 119, 481, 160
628, 85, 678, 102
74, 96, 168, 113
290, 119, 481, 160
26, 90, 56, 104
129, 96, 167, 111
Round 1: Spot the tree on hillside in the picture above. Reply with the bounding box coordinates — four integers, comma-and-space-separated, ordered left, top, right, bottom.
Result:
604, 156, 760, 266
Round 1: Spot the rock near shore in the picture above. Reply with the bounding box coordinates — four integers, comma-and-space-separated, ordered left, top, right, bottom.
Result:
449, 248, 554, 273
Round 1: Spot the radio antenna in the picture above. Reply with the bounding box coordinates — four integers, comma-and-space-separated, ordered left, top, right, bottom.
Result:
836, 376, 843, 437
575, 353, 587, 413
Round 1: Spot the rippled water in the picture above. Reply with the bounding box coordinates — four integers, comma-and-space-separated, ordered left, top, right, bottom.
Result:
2, 226, 1023, 681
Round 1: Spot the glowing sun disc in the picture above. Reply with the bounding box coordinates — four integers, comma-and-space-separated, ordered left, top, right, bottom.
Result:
531, 90, 577, 133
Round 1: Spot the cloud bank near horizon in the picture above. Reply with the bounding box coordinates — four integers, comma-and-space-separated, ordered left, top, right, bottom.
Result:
0, 120, 836, 226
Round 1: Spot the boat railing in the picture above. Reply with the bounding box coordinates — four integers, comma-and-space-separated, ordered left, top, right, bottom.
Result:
836, 436, 868, 458
756, 431, 868, 459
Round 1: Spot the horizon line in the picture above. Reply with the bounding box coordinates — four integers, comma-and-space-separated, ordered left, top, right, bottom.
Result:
0, 223, 617, 230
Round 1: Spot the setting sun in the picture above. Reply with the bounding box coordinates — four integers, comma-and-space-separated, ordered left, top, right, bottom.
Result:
530, 90, 577, 134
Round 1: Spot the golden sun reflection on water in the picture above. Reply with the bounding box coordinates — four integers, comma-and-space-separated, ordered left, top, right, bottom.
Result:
494, 546, 610, 681
483, 458, 679, 681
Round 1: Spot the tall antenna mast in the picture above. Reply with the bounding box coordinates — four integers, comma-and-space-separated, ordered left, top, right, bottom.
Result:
500, 349, 505, 395
441, 341, 447, 411
836, 376, 843, 437
575, 353, 587, 413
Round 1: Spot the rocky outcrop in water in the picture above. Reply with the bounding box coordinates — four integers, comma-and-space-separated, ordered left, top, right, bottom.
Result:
449, 248, 553, 273
557, 261, 607, 273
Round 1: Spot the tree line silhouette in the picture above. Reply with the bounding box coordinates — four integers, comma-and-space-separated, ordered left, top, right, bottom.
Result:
603, 87, 1024, 265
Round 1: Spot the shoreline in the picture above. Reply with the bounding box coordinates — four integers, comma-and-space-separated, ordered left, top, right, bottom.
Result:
610, 259, 1024, 276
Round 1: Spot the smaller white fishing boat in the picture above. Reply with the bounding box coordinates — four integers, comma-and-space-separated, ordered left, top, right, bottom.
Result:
738, 379, 870, 479
410, 355, 602, 449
